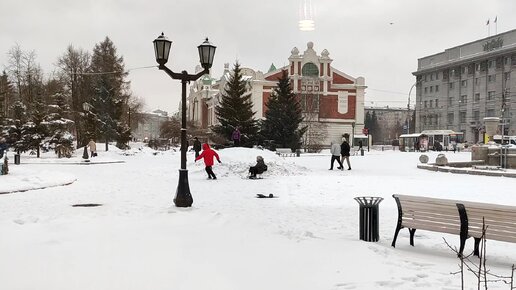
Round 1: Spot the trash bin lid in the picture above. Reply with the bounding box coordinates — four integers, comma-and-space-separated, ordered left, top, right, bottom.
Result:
354, 196, 384, 206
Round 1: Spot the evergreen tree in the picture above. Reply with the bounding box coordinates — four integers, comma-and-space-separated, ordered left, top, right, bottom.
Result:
45, 93, 75, 158
88, 37, 131, 151
6, 101, 27, 154
213, 62, 258, 147
19, 93, 48, 157
261, 70, 306, 150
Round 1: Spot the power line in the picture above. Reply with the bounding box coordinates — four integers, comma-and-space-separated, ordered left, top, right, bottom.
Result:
71, 65, 157, 75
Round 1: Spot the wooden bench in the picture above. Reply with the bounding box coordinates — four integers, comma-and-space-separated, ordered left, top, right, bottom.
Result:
276, 148, 296, 157
392, 194, 516, 256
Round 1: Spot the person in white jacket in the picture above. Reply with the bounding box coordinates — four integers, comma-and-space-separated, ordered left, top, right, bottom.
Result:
329, 141, 344, 170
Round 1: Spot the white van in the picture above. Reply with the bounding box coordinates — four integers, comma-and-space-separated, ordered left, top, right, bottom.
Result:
493, 135, 516, 146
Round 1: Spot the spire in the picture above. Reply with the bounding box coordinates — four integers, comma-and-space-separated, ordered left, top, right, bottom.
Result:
268, 63, 277, 73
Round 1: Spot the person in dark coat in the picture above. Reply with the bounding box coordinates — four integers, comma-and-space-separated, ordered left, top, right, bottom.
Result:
340, 137, 351, 170
193, 137, 202, 158
249, 155, 268, 179
195, 143, 221, 179
232, 127, 241, 147
0, 137, 8, 159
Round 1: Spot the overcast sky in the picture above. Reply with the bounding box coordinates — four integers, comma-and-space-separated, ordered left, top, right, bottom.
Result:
1, 0, 516, 114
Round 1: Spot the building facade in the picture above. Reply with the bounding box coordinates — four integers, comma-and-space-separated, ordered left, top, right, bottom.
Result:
365, 106, 410, 144
131, 109, 170, 141
414, 29, 516, 144
187, 42, 366, 145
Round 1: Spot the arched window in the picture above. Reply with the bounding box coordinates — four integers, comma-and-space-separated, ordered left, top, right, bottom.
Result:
302, 62, 319, 77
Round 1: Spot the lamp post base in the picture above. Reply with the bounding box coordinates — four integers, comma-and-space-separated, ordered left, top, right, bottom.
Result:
174, 169, 193, 207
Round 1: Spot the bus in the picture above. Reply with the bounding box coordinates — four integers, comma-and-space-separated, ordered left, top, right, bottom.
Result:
399, 130, 463, 151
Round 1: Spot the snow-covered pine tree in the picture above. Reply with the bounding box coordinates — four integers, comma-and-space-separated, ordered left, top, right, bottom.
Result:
45, 93, 75, 158
19, 93, 48, 157
6, 101, 27, 154
213, 62, 258, 146
261, 70, 306, 150
89, 37, 131, 151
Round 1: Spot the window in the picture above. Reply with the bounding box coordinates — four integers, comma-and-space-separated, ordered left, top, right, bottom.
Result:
423, 116, 427, 125
460, 112, 466, 123
461, 80, 467, 87
474, 93, 480, 103
489, 60, 494, 68
505, 72, 511, 80
435, 85, 439, 92
487, 109, 495, 117
435, 72, 439, 80
506, 57, 510, 65
487, 91, 496, 100
424, 75, 427, 82
448, 97, 453, 106
460, 95, 467, 104
447, 113, 454, 125
435, 99, 439, 108
488, 75, 496, 82
424, 101, 427, 108
430, 86, 433, 93
473, 111, 480, 121
449, 82, 454, 89
461, 66, 466, 74
424, 87, 428, 94
430, 100, 433, 108
301, 63, 319, 77
430, 74, 434, 81
475, 78, 480, 85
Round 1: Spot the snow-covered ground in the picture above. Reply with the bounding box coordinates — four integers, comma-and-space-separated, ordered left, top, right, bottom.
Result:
1, 145, 516, 290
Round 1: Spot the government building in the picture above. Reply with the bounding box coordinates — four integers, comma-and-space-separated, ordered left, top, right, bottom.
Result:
414, 29, 516, 144
187, 42, 366, 145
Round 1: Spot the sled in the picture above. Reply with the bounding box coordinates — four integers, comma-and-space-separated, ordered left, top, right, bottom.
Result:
256, 194, 276, 198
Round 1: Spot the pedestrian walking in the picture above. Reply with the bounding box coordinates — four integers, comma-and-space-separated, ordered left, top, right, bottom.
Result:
232, 127, 241, 147
329, 141, 344, 170
193, 137, 202, 158
88, 139, 97, 157
195, 143, 221, 179
340, 137, 352, 170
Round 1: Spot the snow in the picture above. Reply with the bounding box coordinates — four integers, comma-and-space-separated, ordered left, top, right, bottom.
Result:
1, 146, 516, 289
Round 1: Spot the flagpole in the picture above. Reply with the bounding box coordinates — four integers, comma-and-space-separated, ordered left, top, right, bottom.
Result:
495, 17, 498, 35
487, 19, 490, 37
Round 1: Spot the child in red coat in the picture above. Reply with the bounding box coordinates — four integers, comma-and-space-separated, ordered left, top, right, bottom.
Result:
195, 143, 221, 179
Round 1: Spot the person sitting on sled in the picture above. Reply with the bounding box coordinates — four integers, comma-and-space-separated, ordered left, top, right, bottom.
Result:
249, 155, 267, 179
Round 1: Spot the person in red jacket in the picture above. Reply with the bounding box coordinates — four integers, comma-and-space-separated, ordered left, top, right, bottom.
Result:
195, 143, 221, 179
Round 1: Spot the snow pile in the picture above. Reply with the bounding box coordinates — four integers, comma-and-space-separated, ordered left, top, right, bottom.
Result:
193, 147, 307, 178
0, 169, 76, 194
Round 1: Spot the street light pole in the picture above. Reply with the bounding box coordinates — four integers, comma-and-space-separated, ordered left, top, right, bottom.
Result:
153, 33, 216, 207
407, 82, 418, 134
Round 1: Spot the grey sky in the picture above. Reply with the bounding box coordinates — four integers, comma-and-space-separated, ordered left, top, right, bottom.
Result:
1, 0, 515, 114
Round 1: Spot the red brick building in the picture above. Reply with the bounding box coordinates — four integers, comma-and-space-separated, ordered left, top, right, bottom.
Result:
188, 42, 366, 145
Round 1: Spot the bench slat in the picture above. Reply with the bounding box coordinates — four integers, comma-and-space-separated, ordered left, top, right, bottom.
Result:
402, 213, 461, 226
402, 220, 461, 235
467, 230, 516, 243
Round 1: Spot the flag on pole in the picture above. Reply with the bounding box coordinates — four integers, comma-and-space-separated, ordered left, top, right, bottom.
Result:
494, 16, 497, 23
486, 19, 490, 25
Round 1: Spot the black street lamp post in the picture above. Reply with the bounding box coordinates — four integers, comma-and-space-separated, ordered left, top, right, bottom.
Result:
153, 33, 216, 207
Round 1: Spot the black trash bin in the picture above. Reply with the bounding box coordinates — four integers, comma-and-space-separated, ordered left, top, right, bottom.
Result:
14, 154, 20, 165
354, 196, 384, 242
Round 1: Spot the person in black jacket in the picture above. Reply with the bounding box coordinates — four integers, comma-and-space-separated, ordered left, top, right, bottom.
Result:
249, 155, 267, 179
193, 137, 202, 158
340, 137, 352, 170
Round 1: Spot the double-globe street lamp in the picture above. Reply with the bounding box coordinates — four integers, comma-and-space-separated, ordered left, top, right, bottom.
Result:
153, 33, 216, 207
